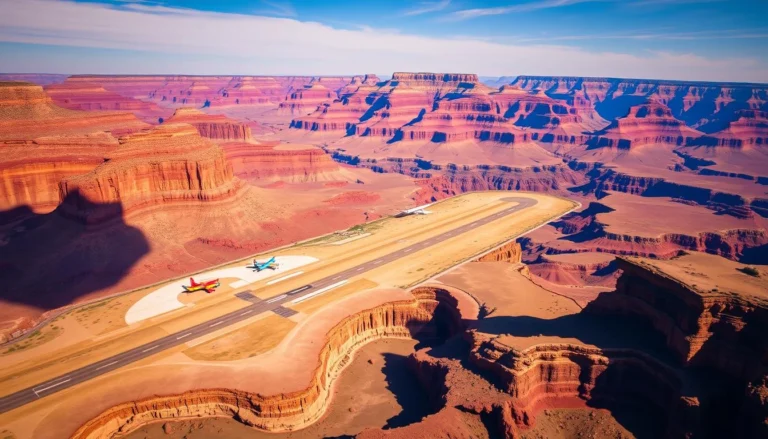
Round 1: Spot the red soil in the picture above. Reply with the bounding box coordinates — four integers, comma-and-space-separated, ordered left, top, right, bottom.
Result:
323, 191, 382, 205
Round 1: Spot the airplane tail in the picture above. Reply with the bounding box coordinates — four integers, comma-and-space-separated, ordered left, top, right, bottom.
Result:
190, 277, 198, 286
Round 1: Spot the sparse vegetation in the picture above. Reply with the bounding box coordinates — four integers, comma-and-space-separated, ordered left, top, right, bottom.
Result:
738, 266, 760, 277
2, 324, 63, 355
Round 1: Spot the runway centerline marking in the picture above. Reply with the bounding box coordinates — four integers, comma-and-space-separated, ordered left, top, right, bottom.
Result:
95, 361, 119, 371
266, 294, 287, 304
33, 378, 72, 395
0, 197, 545, 414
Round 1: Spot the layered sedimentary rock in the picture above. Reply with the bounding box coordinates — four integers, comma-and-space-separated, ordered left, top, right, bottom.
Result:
58, 123, 242, 223
291, 72, 598, 145
526, 253, 619, 288
476, 241, 523, 263
222, 142, 342, 183
44, 80, 169, 123
589, 100, 703, 149
688, 109, 768, 148
166, 107, 252, 141
586, 255, 768, 373
72, 287, 466, 438
0, 82, 148, 217
333, 155, 586, 202
65, 75, 356, 109
511, 75, 768, 133
277, 83, 335, 116
72, 248, 768, 439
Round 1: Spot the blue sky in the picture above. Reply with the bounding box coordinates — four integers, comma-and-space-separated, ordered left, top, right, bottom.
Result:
0, 0, 766, 82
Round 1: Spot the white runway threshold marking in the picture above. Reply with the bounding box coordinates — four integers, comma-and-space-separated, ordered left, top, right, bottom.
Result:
266, 271, 303, 285
291, 280, 348, 305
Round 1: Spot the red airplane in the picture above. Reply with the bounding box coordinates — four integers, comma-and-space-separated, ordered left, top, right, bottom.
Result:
183, 277, 220, 293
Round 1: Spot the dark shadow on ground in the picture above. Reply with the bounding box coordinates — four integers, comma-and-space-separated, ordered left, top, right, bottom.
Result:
0, 190, 150, 318
380, 352, 434, 429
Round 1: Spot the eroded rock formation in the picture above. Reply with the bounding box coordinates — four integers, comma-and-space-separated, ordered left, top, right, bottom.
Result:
58, 123, 242, 223
167, 107, 252, 141
0, 81, 148, 217
72, 287, 467, 438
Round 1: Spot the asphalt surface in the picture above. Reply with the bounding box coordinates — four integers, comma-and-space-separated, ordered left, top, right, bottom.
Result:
0, 196, 537, 414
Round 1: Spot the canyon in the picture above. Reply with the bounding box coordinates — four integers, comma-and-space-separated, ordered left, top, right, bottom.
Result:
0, 80, 417, 341
60, 250, 768, 439
1, 71, 766, 341
0, 71, 766, 438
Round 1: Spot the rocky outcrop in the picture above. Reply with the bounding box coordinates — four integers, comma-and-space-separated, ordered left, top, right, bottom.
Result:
278, 83, 335, 116
44, 80, 169, 123
476, 241, 523, 263
72, 287, 469, 439
65, 75, 356, 108
688, 110, 768, 148
167, 108, 252, 141
511, 75, 768, 133
291, 73, 595, 144
578, 167, 766, 218
0, 82, 148, 217
588, 100, 702, 149
222, 143, 342, 183
586, 257, 768, 373
526, 255, 619, 287
467, 336, 697, 438
57, 123, 242, 224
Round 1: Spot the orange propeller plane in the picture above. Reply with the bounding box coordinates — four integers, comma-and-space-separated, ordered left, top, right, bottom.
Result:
183, 277, 221, 293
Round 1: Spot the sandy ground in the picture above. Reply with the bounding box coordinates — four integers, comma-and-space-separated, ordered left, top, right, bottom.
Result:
630, 251, 768, 300
596, 193, 766, 237
0, 192, 575, 439
437, 261, 583, 318
122, 339, 427, 439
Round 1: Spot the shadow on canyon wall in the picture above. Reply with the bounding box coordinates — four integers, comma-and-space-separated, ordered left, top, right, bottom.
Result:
475, 313, 671, 357
380, 352, 434, 429
0, 190, 149, 315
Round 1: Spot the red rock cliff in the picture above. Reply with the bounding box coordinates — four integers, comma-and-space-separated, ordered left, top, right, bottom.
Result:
58, 123, 242, 224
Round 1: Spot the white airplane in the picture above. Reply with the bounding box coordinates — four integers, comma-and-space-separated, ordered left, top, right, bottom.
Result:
396, 203, 433, 217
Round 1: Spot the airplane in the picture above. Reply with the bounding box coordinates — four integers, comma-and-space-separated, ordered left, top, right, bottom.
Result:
395, 203, 433, 218
247, 256, 280, 272
183, 277, 220, 293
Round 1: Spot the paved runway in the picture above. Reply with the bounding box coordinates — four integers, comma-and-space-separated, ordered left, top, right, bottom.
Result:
0, 197, 537, 414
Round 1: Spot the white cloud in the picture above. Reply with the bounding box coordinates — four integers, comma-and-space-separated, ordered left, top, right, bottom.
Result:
255, 0, 296, 18
403, 0, 451, 16
511, 28, 768, 43
449, 0, 607, 20
0, 0, 765, 82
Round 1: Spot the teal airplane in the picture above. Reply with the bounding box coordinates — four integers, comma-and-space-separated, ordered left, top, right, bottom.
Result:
247, 257, 279, 272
